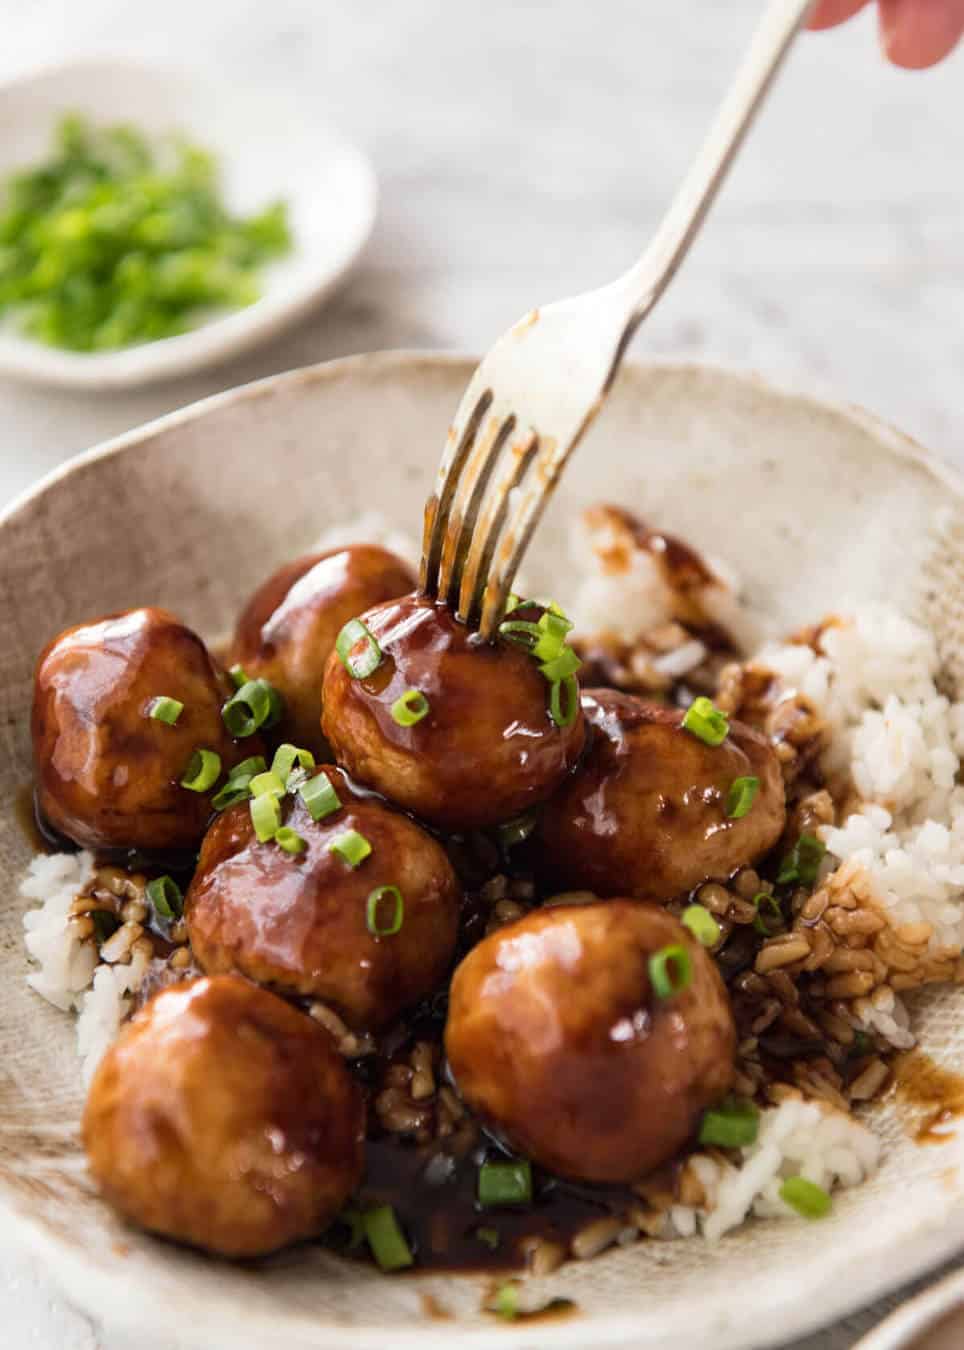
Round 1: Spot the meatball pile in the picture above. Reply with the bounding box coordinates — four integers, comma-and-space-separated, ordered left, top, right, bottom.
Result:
32, 539, 787, 1266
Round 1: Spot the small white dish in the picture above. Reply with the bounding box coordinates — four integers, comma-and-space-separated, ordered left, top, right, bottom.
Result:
0, 59, 377, 389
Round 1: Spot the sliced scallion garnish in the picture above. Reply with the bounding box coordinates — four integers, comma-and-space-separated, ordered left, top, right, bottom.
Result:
497, 618, 542, 650
681, 696, 729, 746
249, 769, 286, 799
726, 776, 759, 819
391, 689, 430, 726
222, 678, 283, 737
329, 829, 372, 868
146, 695, 183, 725
548, 675, 579, 728
474, 1226, 500, 1250
498, 812, 537, 850
752, 891, 784, 936
300, 773, 342, 822
250, 792, 281, 843
681, 904, 720, 947
477, 1159, 532, 1208
275, 826, 307, 855
363, 1206, 413, 1271
648, 943, 693, 999
271, 743, 316, 784
335, 618, 382, 679
229, 664, 249, 689
180, 748, 221, 792
146, 875, 183, 920
779, 1176, 832, 1219
698, 1099, 760, 1148
492, 1283, 520, 1320
777, 833, 826, 886
538, 646, 582, 683
366, 885, 404, 936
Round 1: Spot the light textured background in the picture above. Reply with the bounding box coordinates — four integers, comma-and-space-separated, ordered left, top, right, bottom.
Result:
0, 0, 961, 1345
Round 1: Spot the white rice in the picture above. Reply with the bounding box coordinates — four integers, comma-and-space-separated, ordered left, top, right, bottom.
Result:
21, 852, 97, 1012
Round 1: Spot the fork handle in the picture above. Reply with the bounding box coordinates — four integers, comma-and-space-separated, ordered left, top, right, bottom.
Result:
617, 0, 815, 348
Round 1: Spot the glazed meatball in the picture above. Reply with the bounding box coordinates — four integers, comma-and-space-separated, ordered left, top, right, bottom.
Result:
538, 689, 786, 900
445, 901, 735, 1182
186, 768, 460, 1029
83, 975, 364, 1257
32, 607, 257, 852
231, 545, 416, 754
321, 594, 586, 830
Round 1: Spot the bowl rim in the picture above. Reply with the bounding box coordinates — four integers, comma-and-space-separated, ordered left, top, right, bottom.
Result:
4, 350, 964, 1350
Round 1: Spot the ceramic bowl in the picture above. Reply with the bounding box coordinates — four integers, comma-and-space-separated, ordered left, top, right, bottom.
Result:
0, 59, 376, 389
2, 353, 964, 1349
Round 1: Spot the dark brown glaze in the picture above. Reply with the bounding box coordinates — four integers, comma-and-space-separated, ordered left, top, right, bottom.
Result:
321, 594, 586, 831
185, 768, 461, 1030
893, 1049, 964, 1143
31, 608, 261, 853
83, 975, 365, 1258
231, 545, 416, 754
538, 689, 786, 901
444, 901, 735, 1183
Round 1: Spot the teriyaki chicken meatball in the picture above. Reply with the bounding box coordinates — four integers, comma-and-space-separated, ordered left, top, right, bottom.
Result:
186, 767, 461, 1029
231, 545, 416, 754
321, 594, 586, 830
32, 607, 256, 852
538, 689, 786, 900
445, 901, 736, 1182
83, 975, 365, 1257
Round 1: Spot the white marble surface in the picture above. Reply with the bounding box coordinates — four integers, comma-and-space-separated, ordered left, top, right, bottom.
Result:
0, 0, 961, 1345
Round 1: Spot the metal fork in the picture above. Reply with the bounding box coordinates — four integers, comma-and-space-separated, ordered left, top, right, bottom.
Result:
420, 0, 815, 639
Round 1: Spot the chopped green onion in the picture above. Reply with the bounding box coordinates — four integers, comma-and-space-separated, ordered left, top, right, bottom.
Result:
538, 646, 582, 683
778, 833, 827, 886
249, 770, 286, 799
753, 892, 784, 936
682, 696, 729, 746
474, 1226, 500, 1251
329, 829, 372, 868
222, 678, 282, 737
146, 695, 183, 725
498, 618, 542, 650
391, 689, 430, 726
498, 812, 537, 850
180, 748, 221, 792
681, 904, 720, 947
492, 1283, 520, 1320
300, 773, 342, 822
146, 875, 183, 920
363, 1206, 413, 1271
231, 755, 267, 779
532, 610, 574, 662
250, 792, 281, 842
335, 618, 382, 679
648, 943, 693, 999
505, 593, 524, 614
92, 911, 120, 945
549, 675, 580, 728
477, 1159, 532, 1208
229, 664, 249, 689
726, 776, 760, 820
271, 743, 315, 784
698, 1099, 760, 1148
366, 885, 404, 936
211, 779, 254, 811
275, 826, 307, 855
779, 1176, 832, 1219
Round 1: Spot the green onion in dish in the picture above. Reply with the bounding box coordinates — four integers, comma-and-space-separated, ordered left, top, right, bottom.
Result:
229, 664, 249, 689
179, 748, 221, 792
0, 115, 291, 352
779, 1176, 832, 1219
648, 943, 693, 999
391, 689, 430, 726
366, 885, 404, 936
211, 779, 254, 812
478, 1159, 533, 1208
146, 875, 183, 920
92, 911, 120, 946
698, 1099, 760, 1148
221, 679, 283, 737
146, 695, 183, 725
548, 674, 580, 728
275, 826, 307, 856
248, 770, 286, 799
270, 743, 315, 784
681, 696, 729, 746
492, 1283, 520, 1320
752, 892, 784, 936
497, 618, 542, 650
726, 775, 759, 819
498, 812, 538, 850
329, 829, 372, 868
250, 792, 281, 843
538, 646, 582, 683
778, 833, 827, 886
474, 1226, 500, 1251
681, 904, 720, 947
362, 1206, 413, 1272
299, 773, 342, 822
335, 618, 382, 679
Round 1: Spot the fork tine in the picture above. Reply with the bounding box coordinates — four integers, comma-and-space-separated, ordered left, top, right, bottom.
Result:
456, 429, 540, 627
419, 388, 492, 596
436, 410, 516, 609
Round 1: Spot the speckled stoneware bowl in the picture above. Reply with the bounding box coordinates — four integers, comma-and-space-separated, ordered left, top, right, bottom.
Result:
2, 353, 964, 1350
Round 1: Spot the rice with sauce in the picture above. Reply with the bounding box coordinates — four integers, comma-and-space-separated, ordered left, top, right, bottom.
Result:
20, 503, 964, 1255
